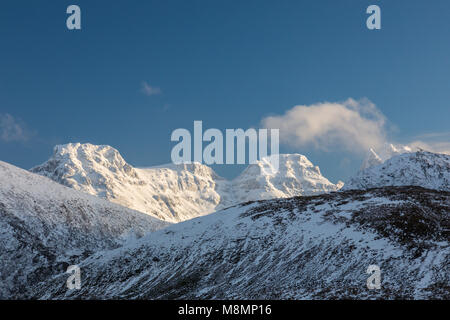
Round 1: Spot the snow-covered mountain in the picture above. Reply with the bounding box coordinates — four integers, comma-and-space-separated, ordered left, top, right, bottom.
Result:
344, 151, 450, 191
232, 154, 342, 204
30, 143, 226, 222
33, 186, 450, 299
0, 160, 168, 298
31, 143, 341, 222
360, 144, 413, 170
2, 151, 449, 299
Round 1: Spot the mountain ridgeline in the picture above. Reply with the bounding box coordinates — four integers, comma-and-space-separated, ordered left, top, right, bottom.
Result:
31, 143, 342, 222
0, 143, 448, 299
344, 150, 450, 191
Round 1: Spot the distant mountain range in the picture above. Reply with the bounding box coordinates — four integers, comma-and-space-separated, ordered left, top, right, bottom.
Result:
31, 143, 342, 222
1, 142, 448, 299
360, 144, 414, 170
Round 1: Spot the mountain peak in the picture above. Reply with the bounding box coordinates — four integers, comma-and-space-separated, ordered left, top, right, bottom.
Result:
360, 144, 414, 170
233, 153, 341, 202
360, 148, 383, 170
345, 151, 450, 191
31, 143, 141, 195
52, 142, 132, 172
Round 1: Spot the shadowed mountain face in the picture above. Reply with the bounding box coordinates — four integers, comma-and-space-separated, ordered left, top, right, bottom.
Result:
34, 186, 449, 300
0, 161, 168, 299
360, 144, 414, 170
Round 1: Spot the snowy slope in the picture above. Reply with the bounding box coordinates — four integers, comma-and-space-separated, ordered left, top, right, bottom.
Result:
31, 143, 341, 222
0, 160, 168, 298
34, 186, 449, 300
344, 151, 450, 191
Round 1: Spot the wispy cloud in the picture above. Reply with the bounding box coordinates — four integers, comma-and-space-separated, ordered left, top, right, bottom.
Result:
406, 140, 450, 155
0, 113, 30, 142
261, 98, 388, 154
141, 81, 162, 96
397, 132, 450, 155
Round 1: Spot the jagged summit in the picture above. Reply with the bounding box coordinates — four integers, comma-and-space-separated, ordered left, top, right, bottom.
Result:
31, 143, 341, 222
233, 154, 341, 203
2, 146, 449, 299
0, 160, 168, 298
360, 143, 413, 170
344, 151, 450, 191
32, 143, 141, 193
32, 143, 225, 222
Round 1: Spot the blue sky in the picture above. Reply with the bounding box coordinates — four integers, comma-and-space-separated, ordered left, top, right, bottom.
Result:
0, 0, 449, 182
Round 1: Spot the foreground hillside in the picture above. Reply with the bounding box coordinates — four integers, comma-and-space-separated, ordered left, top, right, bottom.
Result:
36, 186, 449, 299
0, 161, 168, 299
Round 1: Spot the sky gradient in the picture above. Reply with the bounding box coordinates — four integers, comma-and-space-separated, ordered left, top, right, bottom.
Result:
1, 0, 449, 182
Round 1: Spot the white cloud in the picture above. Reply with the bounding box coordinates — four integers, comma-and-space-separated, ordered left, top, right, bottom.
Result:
396, 132, 450, 155
141, 81, 162, 96
261, 98, 388, 154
